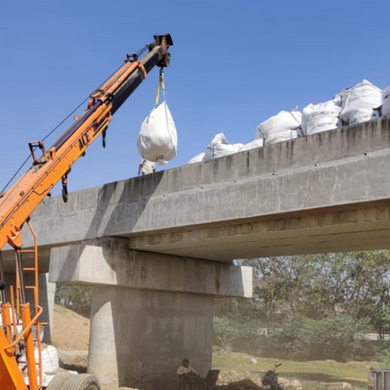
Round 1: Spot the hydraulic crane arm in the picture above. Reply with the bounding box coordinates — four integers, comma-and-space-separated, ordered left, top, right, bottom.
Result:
0, 34, 173, 252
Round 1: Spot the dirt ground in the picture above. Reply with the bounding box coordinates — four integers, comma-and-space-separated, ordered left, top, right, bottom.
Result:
52, 304, 90, 351
50, 305, 359, 390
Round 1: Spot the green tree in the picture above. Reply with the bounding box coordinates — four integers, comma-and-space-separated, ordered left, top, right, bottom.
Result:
55, 284, 92, 318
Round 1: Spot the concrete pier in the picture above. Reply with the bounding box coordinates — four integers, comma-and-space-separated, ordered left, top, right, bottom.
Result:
50, 238, 252, 389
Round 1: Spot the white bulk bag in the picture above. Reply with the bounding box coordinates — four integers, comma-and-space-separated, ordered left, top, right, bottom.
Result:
255, 126, 264, 141
340, 79, 382, 124
257, 109, 302, 140
204, 133, 243, 161
240, 138, 264, 152
337, 88, 351, 108
349, 109, 381, 125
264, 129, 303, 146
36, 345, 59, 373
19, 345, 59, 381
383, 85, 390, 117
137, 101, 177, 165
187, 152, 205, 164
302, 96, 342, 136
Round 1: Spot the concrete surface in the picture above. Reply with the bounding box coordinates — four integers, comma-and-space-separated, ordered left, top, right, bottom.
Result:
49, 238, 252, 297
49, 238, 251, 388
3, 116, 390, 262
88, 286, 213, 390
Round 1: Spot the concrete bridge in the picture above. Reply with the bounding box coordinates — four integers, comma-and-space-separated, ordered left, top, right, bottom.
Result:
3, 116, 390, 389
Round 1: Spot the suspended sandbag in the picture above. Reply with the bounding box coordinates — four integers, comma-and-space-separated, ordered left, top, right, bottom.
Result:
137, 71, 177, 165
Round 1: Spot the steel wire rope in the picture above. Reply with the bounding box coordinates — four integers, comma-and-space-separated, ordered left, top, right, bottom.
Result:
0, 44, 148, 195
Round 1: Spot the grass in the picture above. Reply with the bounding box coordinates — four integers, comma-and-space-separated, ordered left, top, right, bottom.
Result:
213, 353, 372, 388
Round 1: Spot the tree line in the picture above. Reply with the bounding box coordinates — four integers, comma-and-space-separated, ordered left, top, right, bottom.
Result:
214, 251, 390, 362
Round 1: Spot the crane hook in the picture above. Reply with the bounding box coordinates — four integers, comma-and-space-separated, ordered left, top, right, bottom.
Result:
102, 129, 107, 148
61, 170, 71, 203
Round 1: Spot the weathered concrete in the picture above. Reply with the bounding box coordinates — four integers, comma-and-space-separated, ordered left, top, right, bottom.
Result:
88, 286, 213, 389
4, 116, 390, 261
49, 238, 252, 297
49, 239, 251, 388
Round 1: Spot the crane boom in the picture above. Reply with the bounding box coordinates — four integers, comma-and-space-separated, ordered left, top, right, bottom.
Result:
0, 34, 172, 390
0, 34, 172, 252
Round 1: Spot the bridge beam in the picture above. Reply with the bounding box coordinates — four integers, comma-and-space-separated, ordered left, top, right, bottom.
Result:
49, 238, 252, 389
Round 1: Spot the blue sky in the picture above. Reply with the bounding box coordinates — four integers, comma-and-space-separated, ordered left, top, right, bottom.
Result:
1, 0, 389, 195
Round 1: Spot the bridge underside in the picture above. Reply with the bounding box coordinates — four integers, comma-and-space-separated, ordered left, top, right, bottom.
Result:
125, 201, 390, 260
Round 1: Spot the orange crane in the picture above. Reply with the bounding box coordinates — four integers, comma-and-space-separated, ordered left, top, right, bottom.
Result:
0, 34, 173, 390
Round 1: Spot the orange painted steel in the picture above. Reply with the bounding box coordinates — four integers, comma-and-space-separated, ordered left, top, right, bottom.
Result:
1, 304, 12, 344
0, 329, 27, 390
20, 304, 37, 390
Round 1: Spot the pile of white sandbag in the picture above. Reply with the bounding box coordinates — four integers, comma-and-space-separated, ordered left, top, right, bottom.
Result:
203, 133, 243, 161
341, 79, 382, 125
187, 137, 263, 164
240, 138, 264, 151
187, 152, 205, 164
302, 95, 343, 136
256, 108, 303, 146
184, 79, 389, 165
20, 345, 62, 386
383, 85, 390, 117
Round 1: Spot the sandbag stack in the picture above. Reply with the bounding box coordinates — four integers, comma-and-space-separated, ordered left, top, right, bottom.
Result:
203, 133, 243, 161
182, 79, 388, 166
302, 95, 343, 136
383, 85, 390, 117
240, 138, 264, 152
256, 109, 303, 146
187, 152, 205, 164
340, 79, 382, 125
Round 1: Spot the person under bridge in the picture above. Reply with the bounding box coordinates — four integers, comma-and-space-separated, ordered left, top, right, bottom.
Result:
177, 359, 205, 389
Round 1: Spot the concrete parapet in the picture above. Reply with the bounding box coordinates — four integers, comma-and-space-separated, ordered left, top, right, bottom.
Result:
9, 116, 390, 260
49, 238, 252, 297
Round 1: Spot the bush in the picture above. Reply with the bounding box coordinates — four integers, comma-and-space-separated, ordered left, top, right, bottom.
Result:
297, 316, 365, 361
55, 284, 92, 318
213, 316, 262, 354
255, 317, 366, 361
376, 340, 390, 368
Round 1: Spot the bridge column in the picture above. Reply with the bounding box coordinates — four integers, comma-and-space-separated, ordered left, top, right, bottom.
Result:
49, 238, 252, 390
